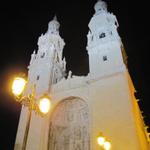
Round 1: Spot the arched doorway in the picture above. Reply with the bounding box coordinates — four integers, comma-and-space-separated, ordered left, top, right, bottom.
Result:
48, 97, 90, 150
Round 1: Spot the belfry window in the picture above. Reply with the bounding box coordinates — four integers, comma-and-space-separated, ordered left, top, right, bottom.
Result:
91, 36, 94, 41
36, 75, 40, 80
99, 33, 106, 39
103, 56, 107, 61
41, 52, 45, 58
58, 41, 60, 48
57, 55, 59, 62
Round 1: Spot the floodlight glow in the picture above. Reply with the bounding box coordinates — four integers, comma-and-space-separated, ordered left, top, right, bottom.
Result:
39, 97, 51, 114
97, 136, 105, 146
12, 77, 26, 96
104, 141, 111, 150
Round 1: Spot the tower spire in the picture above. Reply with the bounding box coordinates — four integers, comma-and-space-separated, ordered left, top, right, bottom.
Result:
53, 14, 57, 21
94, 0, 107, 14
48, 15, 60, 34
27, 14, 66, 96
87, 0, 123, 78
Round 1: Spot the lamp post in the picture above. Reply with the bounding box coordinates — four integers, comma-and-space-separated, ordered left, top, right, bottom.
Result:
11, 76, 51, 150
97, 132, 111, 150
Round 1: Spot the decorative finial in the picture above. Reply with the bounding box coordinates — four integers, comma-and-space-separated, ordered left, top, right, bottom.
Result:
94, 0, 107, 14
47, 14, 60, 34
53, 15, 57, 21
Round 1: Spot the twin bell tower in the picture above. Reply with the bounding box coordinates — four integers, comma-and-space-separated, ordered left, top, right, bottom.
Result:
14, 1, 150, 150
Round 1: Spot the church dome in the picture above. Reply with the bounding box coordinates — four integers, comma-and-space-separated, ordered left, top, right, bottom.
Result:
94, 0, 107, 14
48, 16, 60, 34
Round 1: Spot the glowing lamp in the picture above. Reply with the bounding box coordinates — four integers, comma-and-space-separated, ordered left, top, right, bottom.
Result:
97, 136, 105, 146
39, 97, 51, 114
12, 77, 26, 96
104, 141, 111, 150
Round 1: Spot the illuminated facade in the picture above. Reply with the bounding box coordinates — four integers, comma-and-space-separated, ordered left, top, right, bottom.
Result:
14, 0, 150, 149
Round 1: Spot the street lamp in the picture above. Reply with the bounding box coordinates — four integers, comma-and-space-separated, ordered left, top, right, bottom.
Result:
39, 95, 51, 114
97, 133, 111, 150
97, 133, 105, 146
12, 77, 26, 97
11, 76, 51, 115
11, 75, 51, 149
103, 141, 111, 150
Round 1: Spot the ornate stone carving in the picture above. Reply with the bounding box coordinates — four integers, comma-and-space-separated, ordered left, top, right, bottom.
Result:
48, 97, 90, 150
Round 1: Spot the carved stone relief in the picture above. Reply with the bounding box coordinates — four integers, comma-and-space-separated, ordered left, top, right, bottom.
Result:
48, 97, 90, 150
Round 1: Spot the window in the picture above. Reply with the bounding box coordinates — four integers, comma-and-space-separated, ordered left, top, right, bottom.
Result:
41, 52, 45, 58
103, 56, 107, 61
99, 33, 106, 39
91, 36, 94, 41
56, 54, 59, 62
58, 41, 60, 48
36, 75, 40, 80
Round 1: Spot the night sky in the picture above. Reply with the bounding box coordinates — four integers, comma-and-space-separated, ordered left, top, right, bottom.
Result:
0, 0, 150, 149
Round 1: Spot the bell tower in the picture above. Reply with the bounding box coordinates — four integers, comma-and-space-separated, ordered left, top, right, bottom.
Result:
87, 0, 125, 78
14, 16, 66, 150
14, 1, 150, 150
86, 1, 150, 149
26, 16, 66, 97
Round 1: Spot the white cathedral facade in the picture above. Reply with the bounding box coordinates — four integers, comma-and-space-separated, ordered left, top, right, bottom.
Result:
14, 1, 150, 150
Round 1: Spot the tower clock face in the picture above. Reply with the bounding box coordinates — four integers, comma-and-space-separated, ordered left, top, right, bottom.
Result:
48, 97, 90, 150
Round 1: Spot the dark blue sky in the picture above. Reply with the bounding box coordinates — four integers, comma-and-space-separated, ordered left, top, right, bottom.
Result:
0, 0, 150, 149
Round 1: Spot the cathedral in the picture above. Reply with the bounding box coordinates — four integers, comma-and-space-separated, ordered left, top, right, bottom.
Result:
14, 0, 150, 150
